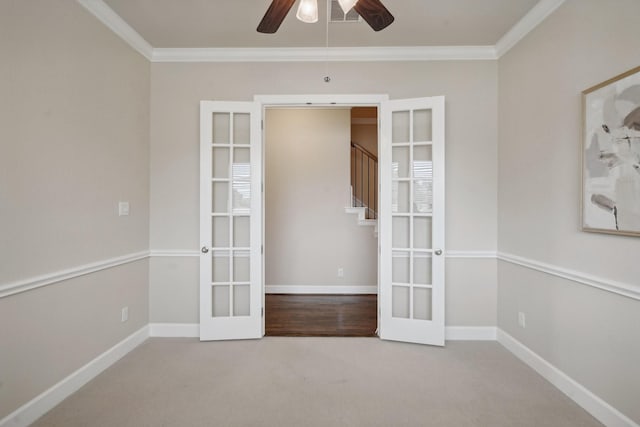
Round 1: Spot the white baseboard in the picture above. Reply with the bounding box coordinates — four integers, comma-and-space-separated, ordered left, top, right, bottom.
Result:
497, 329, 638, 427
149, 323, 199, 338
265, 285, 377, 294
445, 326, 496, 341
148, 324, 496, 341
0, 326, 149, 427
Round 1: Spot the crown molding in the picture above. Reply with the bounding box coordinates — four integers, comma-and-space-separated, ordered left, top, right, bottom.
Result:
151, 46, 497, 63
495, 0, 566, 58
76, 0, 153, 60
77, 0, 563, 63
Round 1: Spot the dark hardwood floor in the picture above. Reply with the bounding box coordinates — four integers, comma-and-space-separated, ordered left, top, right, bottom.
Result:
265, 294, 378, 337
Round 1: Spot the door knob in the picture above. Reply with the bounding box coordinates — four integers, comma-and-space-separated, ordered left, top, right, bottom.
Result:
434, 249, 443, 256
201, 246, 209, 254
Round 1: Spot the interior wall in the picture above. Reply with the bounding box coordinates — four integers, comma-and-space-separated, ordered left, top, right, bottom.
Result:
149, 60, 498, 326
497, 0, 640, 423
0, 0, 150, 419
351, 107, 378, 157
265, 108, 377, 289
351, 123, 378, 156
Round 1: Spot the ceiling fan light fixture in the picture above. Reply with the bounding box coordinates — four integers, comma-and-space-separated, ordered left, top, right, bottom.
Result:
337, 0, 358, 14
296, 0, 318, 23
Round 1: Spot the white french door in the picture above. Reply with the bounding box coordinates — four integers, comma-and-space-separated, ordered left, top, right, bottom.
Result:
379, 96, 446, 346
199, 101, 262, 341
198, 95, 444, 345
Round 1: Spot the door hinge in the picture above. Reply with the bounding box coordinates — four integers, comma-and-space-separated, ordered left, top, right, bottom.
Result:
261, 120, 264, 130
261, 245, 264, 255
261, 307, 264, 317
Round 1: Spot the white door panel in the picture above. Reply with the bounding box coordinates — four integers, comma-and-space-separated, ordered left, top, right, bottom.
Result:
379, 97, 445, 346
200, 101, 262, 341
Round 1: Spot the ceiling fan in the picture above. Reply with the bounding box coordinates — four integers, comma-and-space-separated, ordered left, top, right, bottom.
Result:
257, 0, 394, 34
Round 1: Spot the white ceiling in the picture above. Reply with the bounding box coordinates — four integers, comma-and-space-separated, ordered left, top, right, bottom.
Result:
102, 0, 540, 49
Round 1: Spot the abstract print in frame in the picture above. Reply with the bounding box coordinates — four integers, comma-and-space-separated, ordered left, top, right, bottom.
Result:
582, 66, 640, 236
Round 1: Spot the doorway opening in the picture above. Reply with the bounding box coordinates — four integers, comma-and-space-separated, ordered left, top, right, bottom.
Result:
263, 106, 379, 336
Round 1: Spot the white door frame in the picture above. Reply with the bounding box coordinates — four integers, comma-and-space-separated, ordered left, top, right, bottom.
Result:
255, 94, 389, 335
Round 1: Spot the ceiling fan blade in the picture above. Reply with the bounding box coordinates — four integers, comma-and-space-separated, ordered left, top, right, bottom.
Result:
257, 0, 297, 33
354, 0, 394, 32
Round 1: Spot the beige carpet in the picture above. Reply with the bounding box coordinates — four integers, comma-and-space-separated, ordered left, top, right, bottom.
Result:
33, 338, 601, 427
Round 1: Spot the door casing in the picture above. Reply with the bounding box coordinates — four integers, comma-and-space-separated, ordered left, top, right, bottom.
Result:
255, 94, 389, 336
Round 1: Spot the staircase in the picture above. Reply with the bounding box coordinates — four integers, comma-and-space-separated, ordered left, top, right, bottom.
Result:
346, 142, 378, 235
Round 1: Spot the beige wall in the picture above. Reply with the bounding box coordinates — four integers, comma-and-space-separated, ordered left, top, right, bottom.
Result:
497, 0, 640, 423
0, 0, 150, 419
265, 108, 377, 288
149, 60, 498, 324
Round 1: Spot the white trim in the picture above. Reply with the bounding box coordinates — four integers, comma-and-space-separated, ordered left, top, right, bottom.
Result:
445, 326, 497, 341
76, 0, 153, 60
0, 326, 149, 427
149, 250, 200, 257
497, 329, 638, 427
76, 0, 563, 63
266, 285, 378, 294
149, 323, 199, 338
498, 252, 640, 301
256, 93, 389, 105
0, 251, 149, 299
446, 250, 497, 259
495, 0, 566, 58
152, 46, 497, 63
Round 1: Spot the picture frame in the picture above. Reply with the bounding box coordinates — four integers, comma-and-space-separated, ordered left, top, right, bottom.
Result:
582, 65, 640, 236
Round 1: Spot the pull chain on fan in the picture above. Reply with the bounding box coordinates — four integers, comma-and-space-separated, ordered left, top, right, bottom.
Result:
324, 6, 330, 83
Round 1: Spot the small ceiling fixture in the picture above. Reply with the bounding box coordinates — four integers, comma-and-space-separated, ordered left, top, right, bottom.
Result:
257, 0, 394, 34
296, 0, 318, 23
337, 0, 358, 13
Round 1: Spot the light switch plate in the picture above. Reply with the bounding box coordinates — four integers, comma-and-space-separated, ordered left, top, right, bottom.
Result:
118, 201, 130, 216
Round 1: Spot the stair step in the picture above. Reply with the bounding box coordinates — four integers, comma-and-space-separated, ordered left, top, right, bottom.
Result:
345, 206, 377, 238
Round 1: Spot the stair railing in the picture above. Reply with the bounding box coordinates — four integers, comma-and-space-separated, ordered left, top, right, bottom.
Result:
350, 142, 378, 220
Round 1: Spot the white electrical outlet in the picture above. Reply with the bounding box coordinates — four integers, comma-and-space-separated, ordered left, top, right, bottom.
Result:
337, 268, 344, 278
518, 311, 526, 328
121, 306, 129, 322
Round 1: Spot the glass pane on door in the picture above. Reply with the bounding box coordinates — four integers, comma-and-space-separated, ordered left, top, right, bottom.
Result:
413, 109, 432, 142
413, 287, 432, 320
212, 285, 230, 317
212, 113, 230, 144
233, 114, 251, 145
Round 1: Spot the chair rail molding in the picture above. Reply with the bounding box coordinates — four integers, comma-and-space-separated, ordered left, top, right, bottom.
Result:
149, 250, 200, 257
497, 251, 640, 301
0, 251, 149, 299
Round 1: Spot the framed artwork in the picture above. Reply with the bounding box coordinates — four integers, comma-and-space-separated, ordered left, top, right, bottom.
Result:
582, 66, 640, 236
